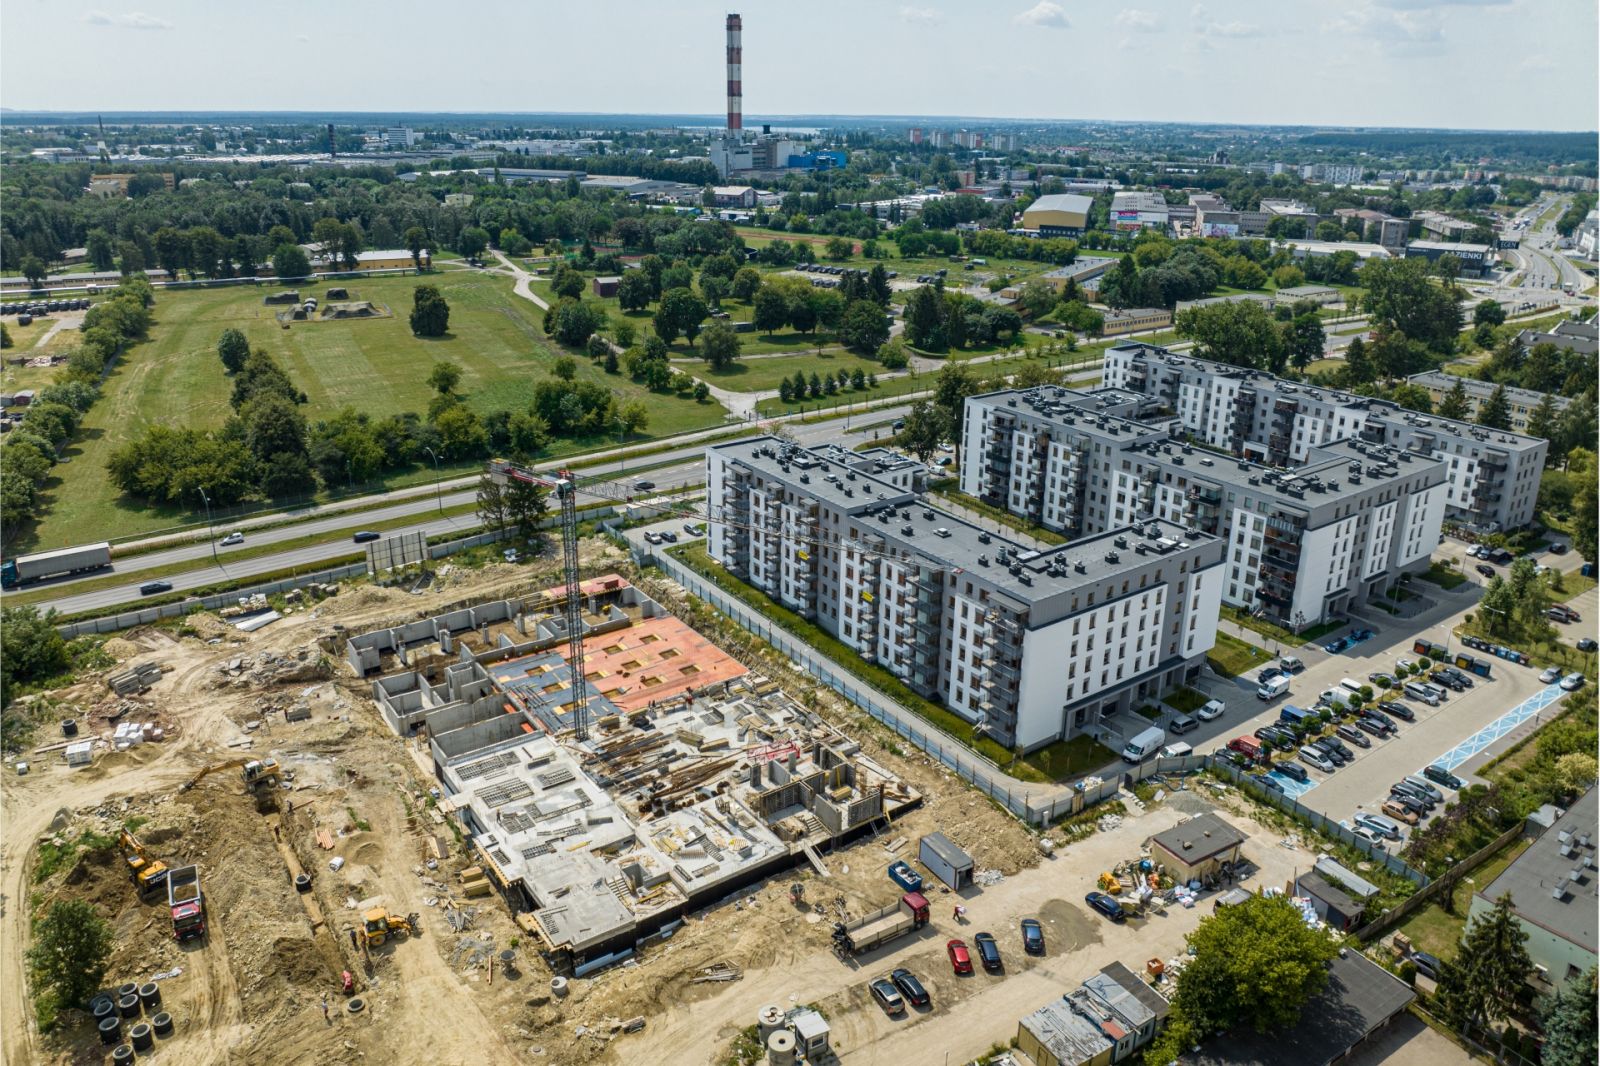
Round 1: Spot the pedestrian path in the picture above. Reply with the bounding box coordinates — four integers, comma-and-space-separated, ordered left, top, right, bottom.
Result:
1431, 684, 1566, 771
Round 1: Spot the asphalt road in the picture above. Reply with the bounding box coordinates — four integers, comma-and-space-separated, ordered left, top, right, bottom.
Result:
25, 404, 921, 616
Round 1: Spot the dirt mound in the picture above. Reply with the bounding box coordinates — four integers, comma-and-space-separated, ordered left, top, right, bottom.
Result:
182, 613, 234, 640
102, 638, 142, 660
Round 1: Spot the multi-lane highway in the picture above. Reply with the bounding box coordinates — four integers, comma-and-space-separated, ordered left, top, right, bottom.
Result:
21, 402, 921, 617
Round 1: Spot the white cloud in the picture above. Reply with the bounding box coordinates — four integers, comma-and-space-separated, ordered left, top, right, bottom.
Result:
1323, 3, 1446, 53
1190, 5, 1261, 38
81, 10, 174, 30
1014, 1, 1070, 28
1115, 9, 1162, 32
295, 33, 310, 43
898, 6, 941, 25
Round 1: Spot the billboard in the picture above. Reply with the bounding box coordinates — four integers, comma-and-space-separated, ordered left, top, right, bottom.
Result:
1113, 210, 1143, 231
1202, 222, 1240, 238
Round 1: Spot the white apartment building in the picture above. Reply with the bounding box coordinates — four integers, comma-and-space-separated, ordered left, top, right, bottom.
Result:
707, 438, 1224, 752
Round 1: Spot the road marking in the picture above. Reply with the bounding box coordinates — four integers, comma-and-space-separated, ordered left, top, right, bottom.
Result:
1429, 684, 1567, 772
1267, 768, 1320, 799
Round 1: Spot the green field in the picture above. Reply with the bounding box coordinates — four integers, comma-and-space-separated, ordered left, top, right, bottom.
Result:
20, 271, 727, 549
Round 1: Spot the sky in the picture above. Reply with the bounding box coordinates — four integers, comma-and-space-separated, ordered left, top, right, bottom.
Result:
2, 0, 1595, 130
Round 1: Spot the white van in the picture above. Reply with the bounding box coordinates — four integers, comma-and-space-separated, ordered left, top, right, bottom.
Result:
1160, 742, 1194, 759
1340, 677, 1365, 694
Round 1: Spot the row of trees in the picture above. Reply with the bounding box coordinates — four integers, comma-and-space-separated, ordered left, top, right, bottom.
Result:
0, 277, 154, 529
1174, 298, 1328, 374
902, 285, 1023, 352
776, 366, 878, 404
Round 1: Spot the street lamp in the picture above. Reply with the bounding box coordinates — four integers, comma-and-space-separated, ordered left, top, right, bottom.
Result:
197, 486, 219, 566
423, 447, 443, 515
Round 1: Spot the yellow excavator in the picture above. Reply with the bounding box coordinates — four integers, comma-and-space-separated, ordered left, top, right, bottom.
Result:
180, 757, 283, 793
118, 829, 170, 896
358, 908, 420, 949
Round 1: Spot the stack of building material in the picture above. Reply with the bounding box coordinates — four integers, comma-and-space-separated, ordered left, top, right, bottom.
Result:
460, 865, 491, 898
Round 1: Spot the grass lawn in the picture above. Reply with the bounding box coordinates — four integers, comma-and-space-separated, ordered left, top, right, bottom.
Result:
666, 541, 1061, 782
1220, 605, 1345, 648
1162, 687, 1208, 714
1394, 836, 1533, 961
699, 350, 889, 393
1018, 734, 1119, 781
1551, 568, 1596, 603
20, 271, 727, 551
1207, 632, 1274, 678
1418, 561, 1468, 589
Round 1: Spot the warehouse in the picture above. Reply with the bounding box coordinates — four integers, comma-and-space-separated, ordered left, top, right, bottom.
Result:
1021, 193, 1094, 237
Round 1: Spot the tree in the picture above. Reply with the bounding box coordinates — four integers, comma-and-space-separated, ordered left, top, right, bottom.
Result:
867, 263, 892, 306
552, 356, 577, 381
1538, 968, 1598, 1066
1361, 257, 1462, 351
458, 227, 490, 258
504, 478, 549, 544
476, 473, 509, 536
753, 286, 790, 336
653, 287, 708, 346
898, 400, 945, 463
1171, 894, 1340, 1035
1555, 752, 1598, 793
1476, 385, 1512, 430
551, 265, 586, 300
427, 360, 463, 395
1438, 379, 1472, 420
551, 299, 605, 348
1272, 264, 1305, 290
877, 338, 911, 369
840, 299, 890, 354
432, 404, 487, 459
404, 226, 427, 270
1016, 278, 1060, 319
85, 228, 116, 272
410, 285, 451, 337
699, 274, 729, 309
616, 271, 652, 312
619, 400, 650, 435
1437, 892, 1532, 1033
730, 266, 763, 301
1283, 313, 1325, 370
824, 236, 853, 261
217, 328, 250, 374
699, 320, 742, 370
0, 605, 69, 706
271, 243, 311, 280
904, 285, 946, 350
27, 899, 114, 1009
1474, 299, 1506, 328
1174, 299, 1285, 371
1479, 575, 1515, 636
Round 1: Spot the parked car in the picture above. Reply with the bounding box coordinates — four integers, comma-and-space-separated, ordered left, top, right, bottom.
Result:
1560, 673, 1586, 692
1410, 952, 1443, 980
1279, 656, 1305, 674
973, 932, 1003, 970
1355, 716, 1389, 738
1323, 638, 1348, 654
1324, 737, 1355, 761
1440, 667, 1474, 688
139, 580, 174, 596
1258, 666, 1284, 684
1395, 657, 1415, 672
683, 522, 705, 536
870, 977, 906, 1016
219, 531, 245, 546
1549, 542, 1569, 554
1467, 545, 1488, 559
1368, 672, 1396, 688
1311, 740, 1349, 766
658, 531, 679, 543
1423, 765, 1466, 790
353, 531, 381, 543
1354, 812, 1402, 840
1273, 761, 1310, 783
1299, 746, 1337, 773
1197, 699, 1226, 722
1347, 823, 1387, 848
1403, 775, 1444, 802
1429, 671, 1466, 692
1476, 564, 1496, 578
1084, 893, 1125, 923
1361, 710, 1398, 733
1020, 918, 1045, 956
1336, 724, 1372, 748
1254, 774, 1285, 793
1579, 639, 1598, 653
1379, 700, 1415, 721
946, 939, 973, 975
1391, 782, 1436, 809
643, 532, 662, 545
890, 968, 930, 1008
1388, 791, 1430, 818
1381, 799, 1420, 825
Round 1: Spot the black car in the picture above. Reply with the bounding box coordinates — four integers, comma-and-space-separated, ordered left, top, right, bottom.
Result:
1378, 700, 1414, 722
1389, 790, 1430, 817
1441, 667, 1474, 688
1324, 737, 1355, 761
1476, 564, 1496, 578
1355, 716, 1389, 738
1423, 765, 1466, 790
1549, 543, 1569, 555
1083, 893, 1126, 923
1579, 639, 1598, 653
890, 968, 930, 1007
1273, 761, 1310, 783
973, 931, 1003, 970
1312, 740, 1350, 765
1020, 918, 1045, 956
139, 580, 174, 595
1254, 773, 1285, 793
353, 530, 381, 543
633, 480, 656, 492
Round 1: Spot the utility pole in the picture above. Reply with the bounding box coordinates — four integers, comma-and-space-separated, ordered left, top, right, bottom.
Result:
424, 447, 444, 514
197, 487, 219, 566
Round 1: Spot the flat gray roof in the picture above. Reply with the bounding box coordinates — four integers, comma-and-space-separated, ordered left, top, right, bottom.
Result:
1477, 788, 1597, 955
1100, 960, 1171, 1021
921, 831, 973, 870
1149, 813, 1249, 863
1025, 193, 1094, 216
1407, 240, 1493, 255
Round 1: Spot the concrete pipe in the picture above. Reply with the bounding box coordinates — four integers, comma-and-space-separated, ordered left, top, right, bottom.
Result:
294, 873, 312, 893
97, 1016, 122, 1045
129, 1022, 154, 1052
92, 997, 117, 1023
110, 1045, 134, 1066
347, 998, 366, 1014
137, 983, 161, 1010
550, 976, 569, 997
150, 1012, 174, 1038
117, 995, 141, 1019
757, 1004, 785, 1043
766, 1029, 796, 1066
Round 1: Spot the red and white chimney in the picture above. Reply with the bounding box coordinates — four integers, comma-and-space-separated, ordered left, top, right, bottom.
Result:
725, 13, 743, 132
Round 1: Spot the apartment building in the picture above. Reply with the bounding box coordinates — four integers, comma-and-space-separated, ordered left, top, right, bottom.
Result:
1406, 371, 1572, 434
961, 383, 1447, 629
707, 437, 1224, 752
1102, 344, 1547, 532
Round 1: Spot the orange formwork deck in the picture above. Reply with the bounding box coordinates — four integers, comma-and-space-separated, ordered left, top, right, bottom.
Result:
573, 614, 747, 712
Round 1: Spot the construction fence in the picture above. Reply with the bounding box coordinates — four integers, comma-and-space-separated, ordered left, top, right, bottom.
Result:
1349, 822, 1522, 944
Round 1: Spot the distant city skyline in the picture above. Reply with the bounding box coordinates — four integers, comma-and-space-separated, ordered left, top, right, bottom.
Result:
2, 1, 1594, 132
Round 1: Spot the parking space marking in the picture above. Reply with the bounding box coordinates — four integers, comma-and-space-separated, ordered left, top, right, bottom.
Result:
1267, 768, 1320, 799
1430, 684, 1566, 771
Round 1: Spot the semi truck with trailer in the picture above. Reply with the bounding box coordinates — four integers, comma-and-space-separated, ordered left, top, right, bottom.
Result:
0, 542, 112, 587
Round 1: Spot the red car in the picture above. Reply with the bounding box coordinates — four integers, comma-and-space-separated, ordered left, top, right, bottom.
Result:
946, 938, 972, 975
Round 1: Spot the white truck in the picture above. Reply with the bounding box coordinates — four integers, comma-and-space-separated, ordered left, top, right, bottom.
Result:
1257, 675, 1291, 701
1121, 726, 1165, 764
1, 542, 112, 587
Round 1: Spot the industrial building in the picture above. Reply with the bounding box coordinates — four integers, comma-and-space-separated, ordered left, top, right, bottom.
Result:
706, 437, 1225, 753
1098, 308, 1173, 337
1020, 194, 1094, 237
1101, 344, 1546, 534
1111, 191, 1170, 232
1515, 318, 1598, 357
1467, 788, 1597, 989
1333, 208, 1410, 253
960, 376, 1451, 628
1404, 239, 1497, 277
1015, 961, 1168, 1066
347, 575, 918, 974
1406, 371, 1572, 434
706, 14, 847, 177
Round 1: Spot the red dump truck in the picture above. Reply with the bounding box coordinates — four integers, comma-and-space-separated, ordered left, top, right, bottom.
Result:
832, 891, 930, 956
167, 864, 206, 942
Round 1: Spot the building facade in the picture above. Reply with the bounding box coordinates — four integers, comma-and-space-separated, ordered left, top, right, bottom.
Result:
1405, 240, 1496, 277
1406, 371, 1572, 434
707, 437, 1224, 753
1101, 344, 1546, 533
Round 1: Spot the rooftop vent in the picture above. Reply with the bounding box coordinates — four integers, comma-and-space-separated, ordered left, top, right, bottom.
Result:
978, 555, 989, 567
1106, 552, 1120, 564
978, 532, 992, 544
934, 528, 951, 538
